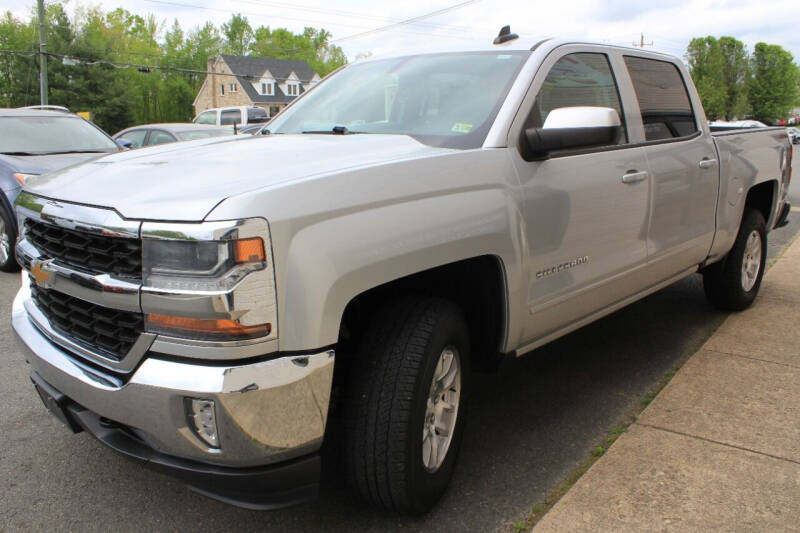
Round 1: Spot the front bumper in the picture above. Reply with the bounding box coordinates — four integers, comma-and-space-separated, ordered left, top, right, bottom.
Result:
12, 284, 335, 503
31, 371, 321, 509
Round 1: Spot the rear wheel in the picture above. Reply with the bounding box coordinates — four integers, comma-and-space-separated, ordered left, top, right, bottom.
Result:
343, 296, 470, 514
703, 208, 766, 311
0, 205, 19, 272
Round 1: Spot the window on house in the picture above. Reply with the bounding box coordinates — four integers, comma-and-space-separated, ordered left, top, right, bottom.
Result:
261, 82, 274, 95
220, 84, 225, 96
230, 82, 237, 92
287, 83, 298, 96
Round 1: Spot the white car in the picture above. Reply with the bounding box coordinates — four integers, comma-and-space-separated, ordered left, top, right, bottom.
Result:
710, 119, 768, 129
193, 106, 268, 127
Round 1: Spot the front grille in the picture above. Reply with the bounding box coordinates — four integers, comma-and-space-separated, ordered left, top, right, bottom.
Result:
24, 219, 141, 280
30, 282, 144, 360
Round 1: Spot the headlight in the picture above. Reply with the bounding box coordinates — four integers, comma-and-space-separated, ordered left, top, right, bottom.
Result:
13, 173, 39, 186
140, 218, 277, 343
143, 237, 265, 291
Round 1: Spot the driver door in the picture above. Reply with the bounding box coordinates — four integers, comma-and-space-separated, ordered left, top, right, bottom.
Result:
510, 47, 651, 343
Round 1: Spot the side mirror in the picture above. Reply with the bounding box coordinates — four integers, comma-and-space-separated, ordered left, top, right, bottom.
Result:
116, 138, 134, 150
520, 106, 622, 161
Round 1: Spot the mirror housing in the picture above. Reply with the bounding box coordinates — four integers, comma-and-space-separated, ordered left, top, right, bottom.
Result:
520, 106, 622, 161
116, 138, 134, 150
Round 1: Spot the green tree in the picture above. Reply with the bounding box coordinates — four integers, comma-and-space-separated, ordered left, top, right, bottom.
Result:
0, 6, 345, 129
686, 36, 727, 119
718, 37, 750, 119
748, 42, 800, 123
221, 14, 253, 56
251, 26, 346, 76
686, 36, 749, 120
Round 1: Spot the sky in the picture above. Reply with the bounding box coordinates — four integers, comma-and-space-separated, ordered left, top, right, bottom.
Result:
4, 0, 800, 63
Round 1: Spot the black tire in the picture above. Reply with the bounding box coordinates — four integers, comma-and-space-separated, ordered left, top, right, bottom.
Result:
343, 296, 470, 514
0, 204, 19, 272
703, 208, 766, 311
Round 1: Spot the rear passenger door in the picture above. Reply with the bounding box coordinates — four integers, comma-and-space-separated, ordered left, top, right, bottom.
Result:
622, 56, 718, 278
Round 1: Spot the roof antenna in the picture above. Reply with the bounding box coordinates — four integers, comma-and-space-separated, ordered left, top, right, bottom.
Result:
493, 25, 519, 45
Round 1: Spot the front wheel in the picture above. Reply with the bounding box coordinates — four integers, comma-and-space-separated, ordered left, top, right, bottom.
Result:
703, 208, 767, 311
0, 205, 19, 272
343, 296, 470, 514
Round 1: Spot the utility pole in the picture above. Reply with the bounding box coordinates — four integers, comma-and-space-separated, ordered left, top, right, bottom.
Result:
37, 0, 48, 106
632, 33, 653, 48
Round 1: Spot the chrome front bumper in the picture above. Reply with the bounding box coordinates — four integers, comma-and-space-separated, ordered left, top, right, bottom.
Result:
12, 286, 335, 468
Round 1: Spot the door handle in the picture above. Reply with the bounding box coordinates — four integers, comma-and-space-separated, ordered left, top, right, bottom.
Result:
621, 170, 648, 184
698, 158, 717, 170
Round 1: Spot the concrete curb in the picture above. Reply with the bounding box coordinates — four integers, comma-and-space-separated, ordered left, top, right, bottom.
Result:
533, 234, 800, 532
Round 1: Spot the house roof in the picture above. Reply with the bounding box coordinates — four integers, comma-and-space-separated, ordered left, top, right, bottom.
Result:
220, 55, 317, 104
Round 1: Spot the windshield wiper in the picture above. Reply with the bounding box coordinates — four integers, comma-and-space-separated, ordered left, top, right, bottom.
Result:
301, 126, 363, 135
0, 151, 39, 156
41, 150, 112, 154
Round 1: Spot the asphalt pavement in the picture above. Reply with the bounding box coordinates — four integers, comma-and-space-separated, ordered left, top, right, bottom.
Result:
1, 199, 798, 532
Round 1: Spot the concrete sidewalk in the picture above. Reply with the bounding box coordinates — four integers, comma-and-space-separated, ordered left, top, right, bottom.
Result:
534, 236, 800, 532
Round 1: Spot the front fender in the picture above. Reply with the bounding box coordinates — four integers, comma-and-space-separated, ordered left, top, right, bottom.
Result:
277, 188, 523, 351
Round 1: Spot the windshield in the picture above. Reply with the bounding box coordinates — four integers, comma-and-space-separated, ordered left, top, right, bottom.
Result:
0, 115, 118, 155
194, 111, 216, 125
176, 129, 232, 141
268, 52, 528, 149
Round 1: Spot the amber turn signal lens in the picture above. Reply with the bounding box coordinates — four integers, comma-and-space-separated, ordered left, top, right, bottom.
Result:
148, 314, 271, 339
233, 237, 266, 263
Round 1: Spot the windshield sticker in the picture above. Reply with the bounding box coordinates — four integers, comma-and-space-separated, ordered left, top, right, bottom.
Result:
451, 122, 473, 134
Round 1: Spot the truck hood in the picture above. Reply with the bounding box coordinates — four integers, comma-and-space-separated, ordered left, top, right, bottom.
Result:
23, 134, 451, 221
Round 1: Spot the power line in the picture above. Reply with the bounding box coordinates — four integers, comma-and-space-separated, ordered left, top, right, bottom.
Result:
332, 0, 484, 42
0, 49, 319, 83
236, 0, 480, 34
144, 0, 477, 41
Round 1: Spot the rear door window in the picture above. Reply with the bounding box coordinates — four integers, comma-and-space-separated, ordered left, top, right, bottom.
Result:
623, 56, 698, 141
147, 130, 177, 146
247, 107, 268, 123
220, 109, 242, 125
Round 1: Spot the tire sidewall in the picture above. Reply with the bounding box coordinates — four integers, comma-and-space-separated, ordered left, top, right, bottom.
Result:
731, 210, 767, 303
0, 203, 18, 272
405, 304, 470, 512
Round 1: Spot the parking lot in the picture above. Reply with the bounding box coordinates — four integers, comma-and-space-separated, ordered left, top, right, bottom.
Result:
2, 198, 797, 532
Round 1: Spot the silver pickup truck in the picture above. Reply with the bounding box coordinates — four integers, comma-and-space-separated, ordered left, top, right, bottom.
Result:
11, 36, 792, 514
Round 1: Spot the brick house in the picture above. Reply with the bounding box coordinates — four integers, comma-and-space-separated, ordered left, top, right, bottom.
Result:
193, 55, 321, 118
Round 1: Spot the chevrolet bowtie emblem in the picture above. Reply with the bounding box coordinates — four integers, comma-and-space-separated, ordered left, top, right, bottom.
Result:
30, 259, 54, 289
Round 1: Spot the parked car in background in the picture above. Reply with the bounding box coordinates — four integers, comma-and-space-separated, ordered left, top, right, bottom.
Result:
786, 127, 800, 144
113, 123, 235, 149
18, 105, 71, 113
0, 108, 121, 271
193, 106, 269, 127
710, 119, 768, 129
